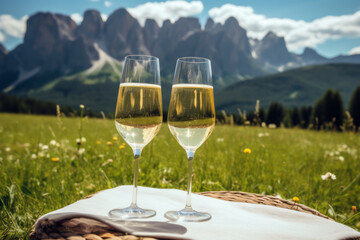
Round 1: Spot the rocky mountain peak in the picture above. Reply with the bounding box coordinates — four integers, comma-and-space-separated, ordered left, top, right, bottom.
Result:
263, 31, 277, 40
254, 31, 295, 67
172, 17, 201, 38
144, 19, 159, 31
162, 19, 172, 28
301, 47, 327, 63
104, 8, 148, 60
25, 12, 76, 45
18, 12, 78, 70
223, 16, 251, 56
78, 9, 104, 40
205, 18, 215, 31
0, 44, 7, 55
0, 44, 7, 69
301, 47, 319, 57
143, 19, 160, 52
224, 17, 239, 28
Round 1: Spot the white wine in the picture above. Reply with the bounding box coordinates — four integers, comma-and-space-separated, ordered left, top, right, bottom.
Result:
115, 83, 162, 149
168, 84, 215, 151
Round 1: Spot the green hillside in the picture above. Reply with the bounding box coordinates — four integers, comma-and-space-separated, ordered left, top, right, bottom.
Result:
10, 63, 120, 114
7, 63, 174, 114
6, 63, 360, 114
215, 64, 360, 112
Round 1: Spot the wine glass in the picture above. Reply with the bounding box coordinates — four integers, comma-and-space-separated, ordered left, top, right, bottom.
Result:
108, 55, 162, 219
165, 57, 215, 222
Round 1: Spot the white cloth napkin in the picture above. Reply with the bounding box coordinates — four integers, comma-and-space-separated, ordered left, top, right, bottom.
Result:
36, 186, 360, 240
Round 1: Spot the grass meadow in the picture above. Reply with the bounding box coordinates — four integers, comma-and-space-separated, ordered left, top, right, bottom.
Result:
0, 113, 359, 239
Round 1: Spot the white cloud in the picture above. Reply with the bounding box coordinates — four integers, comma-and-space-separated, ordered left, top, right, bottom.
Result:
101, 13, 108, 21
70, 13, 83, 24
0, 14, 28, 41
127, 0, 204, 27
348, 46, 360, 55
89, 0, 99, 2
104, 1, 113, 7
208, 4, 360, 51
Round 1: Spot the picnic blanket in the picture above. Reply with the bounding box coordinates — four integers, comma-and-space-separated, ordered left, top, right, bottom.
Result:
34, 185, 360, 240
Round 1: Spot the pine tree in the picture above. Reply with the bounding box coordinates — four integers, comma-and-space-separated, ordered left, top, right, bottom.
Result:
349, 86, 360, 131
312, 89, 344, 130
300, 106, 312, 129
312, 98, 325, 130
291, 107, 301, 127
266, 102, 284, 127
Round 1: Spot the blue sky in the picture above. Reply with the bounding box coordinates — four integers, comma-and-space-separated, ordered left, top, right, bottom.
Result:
1, 0, 360, 57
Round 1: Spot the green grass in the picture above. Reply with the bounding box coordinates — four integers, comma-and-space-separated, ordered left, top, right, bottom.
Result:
0, 113, 360, 238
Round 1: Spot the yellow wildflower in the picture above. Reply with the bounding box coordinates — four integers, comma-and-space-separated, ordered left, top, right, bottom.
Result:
119, 144, 125, 149
113, 136, 118, 141
352, 206, 357, 213
96, 141, 101, 145
243, 148, 252, 154
106, 141, 112, 146
51, 157, 59, 162
292, 196, 299, 203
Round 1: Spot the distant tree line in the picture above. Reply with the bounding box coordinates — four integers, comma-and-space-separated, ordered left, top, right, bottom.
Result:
1, 86, 360, 132
0, 94, 102, 118
217, 86, 360, 132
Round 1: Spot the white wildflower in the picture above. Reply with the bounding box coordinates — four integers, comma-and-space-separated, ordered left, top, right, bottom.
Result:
338, 156, 344, 162
217, 138, 224, 142
78, 148, 85, 155
42, 145, 49, 151
5, 147, 11, 152
268, 124, 277, 129
31, 154, 37, 159
98, 154, 104, 158
81, 137, 86, 143
38, 151, 45, 157
274, 194, 283, 199
258, 132, 270, 137
80, 104, 85, 109
161, 177, 170, 184
321, 172, 336, 180
76, 138, 81, 143
49, 140, 57, 146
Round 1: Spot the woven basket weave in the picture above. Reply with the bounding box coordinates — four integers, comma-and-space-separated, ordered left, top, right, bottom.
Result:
31, 190, 332, 240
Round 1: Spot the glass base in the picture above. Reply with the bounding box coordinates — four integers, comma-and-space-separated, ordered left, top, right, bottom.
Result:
108, 205, 156, 219
164, 208, 211, 222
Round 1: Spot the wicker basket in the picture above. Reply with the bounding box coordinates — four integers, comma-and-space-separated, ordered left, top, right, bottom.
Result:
31, 190, 332, 240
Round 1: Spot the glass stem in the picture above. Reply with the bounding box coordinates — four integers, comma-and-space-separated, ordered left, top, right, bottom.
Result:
185, 150, 194, 211
131, 148, 141, 208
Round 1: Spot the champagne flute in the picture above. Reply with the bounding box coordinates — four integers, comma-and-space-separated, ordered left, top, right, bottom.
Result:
109, 55, 162, 219
165, 57, 215, 222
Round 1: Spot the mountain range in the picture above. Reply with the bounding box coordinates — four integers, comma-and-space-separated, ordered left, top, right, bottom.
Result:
0, 8, 360, 113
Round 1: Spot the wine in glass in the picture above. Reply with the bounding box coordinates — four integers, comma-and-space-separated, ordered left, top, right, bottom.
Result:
109, 55, 162, 219
165, 57, 215, 222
